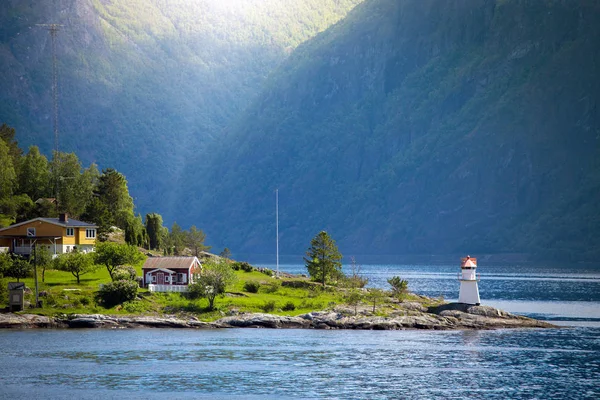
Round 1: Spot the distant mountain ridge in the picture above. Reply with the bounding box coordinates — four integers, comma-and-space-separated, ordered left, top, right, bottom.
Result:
178, 0, 600, 261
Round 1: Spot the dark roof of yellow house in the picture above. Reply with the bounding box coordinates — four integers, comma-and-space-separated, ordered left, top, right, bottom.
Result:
0, 217, 97, 232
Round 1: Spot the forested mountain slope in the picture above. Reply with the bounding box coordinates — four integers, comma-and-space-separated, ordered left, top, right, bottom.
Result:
180, 0, 600, 261
0, 0, 362, 218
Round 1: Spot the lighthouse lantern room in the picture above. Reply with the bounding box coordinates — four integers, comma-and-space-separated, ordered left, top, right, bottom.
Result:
458, 255, 480, 305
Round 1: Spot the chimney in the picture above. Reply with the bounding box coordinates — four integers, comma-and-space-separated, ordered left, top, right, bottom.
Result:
59, 213, 68, 223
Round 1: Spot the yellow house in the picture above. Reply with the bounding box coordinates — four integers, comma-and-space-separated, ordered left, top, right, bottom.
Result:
0, 214, 97, 256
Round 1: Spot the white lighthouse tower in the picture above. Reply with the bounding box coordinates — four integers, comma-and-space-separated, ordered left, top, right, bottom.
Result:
458, 255, 480, 305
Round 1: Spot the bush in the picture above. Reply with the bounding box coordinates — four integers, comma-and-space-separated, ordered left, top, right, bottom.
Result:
260, 268, 273, 277
123, 301, 145, 313
97, 280, 138, 308
243, 281, 260, 293
262, 281, 280, 294
261, 300, 276, 313
282, 301, 296, 311
387, 276, 409, 297
80, 296, 92, 306
233, 262, 253, 272
113, 265, 137, 281
187, 283, 204, 300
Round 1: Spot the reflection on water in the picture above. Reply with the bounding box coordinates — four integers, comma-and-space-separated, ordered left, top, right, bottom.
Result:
0, 328, 598, 399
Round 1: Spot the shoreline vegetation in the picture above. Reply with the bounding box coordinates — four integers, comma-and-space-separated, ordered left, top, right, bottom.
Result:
0, 258, 555, 331
0, 125, 555, 331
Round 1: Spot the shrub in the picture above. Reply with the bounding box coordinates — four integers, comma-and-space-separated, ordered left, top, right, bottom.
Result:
339, 274, 369, 289
387, 276, 409, 297
260, 268, 273, 277
261, 300, 276, 313
113, 265, 137, 281
282, 301, 296, 311
123, 301, 145, 313
187, 283, 204, 300
262, 281, 280, 294
233, 262, 254, 272
97, 280, 138, 308
243, 281, 260, 293
80, 296, 92, 306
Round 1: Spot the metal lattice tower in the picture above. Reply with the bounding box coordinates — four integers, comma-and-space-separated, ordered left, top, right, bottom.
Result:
37, 23, 63, 156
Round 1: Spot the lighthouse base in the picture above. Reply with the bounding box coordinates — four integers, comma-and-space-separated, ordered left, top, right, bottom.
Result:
458, 281, 480, 305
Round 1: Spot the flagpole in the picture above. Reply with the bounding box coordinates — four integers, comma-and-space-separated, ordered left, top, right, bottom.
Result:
276, 188, 279, 278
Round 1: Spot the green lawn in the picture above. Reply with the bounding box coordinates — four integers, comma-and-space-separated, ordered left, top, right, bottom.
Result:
2, 262, 440, 320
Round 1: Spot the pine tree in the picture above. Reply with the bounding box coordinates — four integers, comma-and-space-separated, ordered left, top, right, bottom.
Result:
304, 231, 342, 287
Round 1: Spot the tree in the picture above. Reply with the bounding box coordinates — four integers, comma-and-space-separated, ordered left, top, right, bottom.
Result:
145, 213, 164, 250
219, 247, 231, 260
0, 124, 22, 173
81, 197, 111, 239
0, 139, 17, 200
169, 222, 186, 255
124, 214, 145, 247
345, 288, 363, 316
188, 259, 235, 310
50, 152, 93, 217
18, 146, 51, 200
6, 256, 32, 282
366, 288, 386, 313
95, 242, 143, 280
34, 245, 53, 283
304, 231, 343, 287
97, 168, 134, 228
387, 276, 409, 298
0, 252, 12, 277
186, 225, 210, 256
53, 252, 98, 284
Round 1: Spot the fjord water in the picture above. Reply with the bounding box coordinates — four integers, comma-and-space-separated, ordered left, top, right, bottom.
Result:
1, 264, 599, 399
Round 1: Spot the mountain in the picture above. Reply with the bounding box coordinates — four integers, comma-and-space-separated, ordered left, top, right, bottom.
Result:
178, 0, 600, 261
0, 0, 363, 217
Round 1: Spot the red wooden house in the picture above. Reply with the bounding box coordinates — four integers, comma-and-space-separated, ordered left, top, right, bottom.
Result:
142, 257, 202, 292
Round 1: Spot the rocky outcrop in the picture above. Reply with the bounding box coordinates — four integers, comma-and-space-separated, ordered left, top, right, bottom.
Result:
0, 313, 65, 329
0, 303, 556, 330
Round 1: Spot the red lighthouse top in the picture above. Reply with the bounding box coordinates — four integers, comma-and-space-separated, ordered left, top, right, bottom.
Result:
461, 255, 477, 269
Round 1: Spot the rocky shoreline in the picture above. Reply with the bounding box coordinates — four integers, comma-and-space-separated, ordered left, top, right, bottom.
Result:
0, 303, 556, 330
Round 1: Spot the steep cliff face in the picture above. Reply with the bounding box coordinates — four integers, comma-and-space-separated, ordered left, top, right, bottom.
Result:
0, 0, 363, 216
181, 0, 600, 260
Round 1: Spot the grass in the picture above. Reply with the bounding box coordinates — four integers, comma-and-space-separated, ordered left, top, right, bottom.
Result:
2, 262, 443, 321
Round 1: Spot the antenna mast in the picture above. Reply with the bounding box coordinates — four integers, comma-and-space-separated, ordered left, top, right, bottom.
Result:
37, 23, 63, 156
276, 188, 279, 278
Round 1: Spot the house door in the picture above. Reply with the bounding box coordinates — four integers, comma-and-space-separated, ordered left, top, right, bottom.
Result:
157, 272, 165, 285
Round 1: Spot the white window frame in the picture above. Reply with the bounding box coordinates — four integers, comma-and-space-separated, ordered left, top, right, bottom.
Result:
85, 229, 96, 239
151, 275, 157, 283
66, 227, 74, 236
165, 275, 171, 283
27, 227, 36, 237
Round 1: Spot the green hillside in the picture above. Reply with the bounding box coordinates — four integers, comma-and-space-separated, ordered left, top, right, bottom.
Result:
0, 0, 362, 218
178, 0, 600, 261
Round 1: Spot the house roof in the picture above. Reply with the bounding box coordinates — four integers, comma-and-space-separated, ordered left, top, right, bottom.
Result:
39, 218, 97, 228
142, 257, 200, 271
145, 268, 177, 274
0, 217, 98, 232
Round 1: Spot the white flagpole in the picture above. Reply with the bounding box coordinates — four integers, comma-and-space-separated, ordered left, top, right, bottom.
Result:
276, 188, 279, 278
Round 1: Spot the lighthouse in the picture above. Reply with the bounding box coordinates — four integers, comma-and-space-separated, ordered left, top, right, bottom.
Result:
458, 255, 480, 305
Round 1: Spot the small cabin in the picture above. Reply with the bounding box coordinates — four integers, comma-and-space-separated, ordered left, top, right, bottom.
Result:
142, 257, 202, 293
